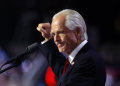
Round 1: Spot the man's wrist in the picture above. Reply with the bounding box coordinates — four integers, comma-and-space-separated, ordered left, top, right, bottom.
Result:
45, 35, 52, 41
41, 36, 52, 44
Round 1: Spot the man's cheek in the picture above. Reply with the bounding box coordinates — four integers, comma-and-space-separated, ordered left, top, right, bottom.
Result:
61, 34, 66, 40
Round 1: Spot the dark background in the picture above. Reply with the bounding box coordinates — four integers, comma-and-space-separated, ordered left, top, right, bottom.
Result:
0, 0, 120, 86
0, 0, 120, 43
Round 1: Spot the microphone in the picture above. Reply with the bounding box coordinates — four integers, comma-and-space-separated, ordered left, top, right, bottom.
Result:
3, 42, 39, 66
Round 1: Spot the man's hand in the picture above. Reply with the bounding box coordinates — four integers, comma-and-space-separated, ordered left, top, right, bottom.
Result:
37, 23, 52, 41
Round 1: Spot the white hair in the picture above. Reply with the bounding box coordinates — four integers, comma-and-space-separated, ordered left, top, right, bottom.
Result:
52, 9, 88, 41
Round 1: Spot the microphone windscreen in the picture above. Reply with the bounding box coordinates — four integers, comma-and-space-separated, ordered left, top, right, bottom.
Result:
27, 43, 39, 53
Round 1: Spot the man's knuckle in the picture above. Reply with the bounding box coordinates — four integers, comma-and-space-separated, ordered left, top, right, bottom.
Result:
38, 23, 43, 27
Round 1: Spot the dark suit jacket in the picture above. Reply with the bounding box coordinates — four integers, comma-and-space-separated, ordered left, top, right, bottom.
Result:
39, 39, 106, 86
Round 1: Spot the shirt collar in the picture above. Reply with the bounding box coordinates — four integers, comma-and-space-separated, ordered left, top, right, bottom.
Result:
68, 40, 88, 63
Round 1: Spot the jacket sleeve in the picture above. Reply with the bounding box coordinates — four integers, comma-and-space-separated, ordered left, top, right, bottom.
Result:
39, 39, 66, 78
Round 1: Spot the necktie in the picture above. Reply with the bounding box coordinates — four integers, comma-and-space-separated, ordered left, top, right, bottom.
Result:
63, 58, 69, 75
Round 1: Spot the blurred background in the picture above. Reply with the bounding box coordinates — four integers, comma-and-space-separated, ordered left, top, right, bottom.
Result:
0, 0, 120, 86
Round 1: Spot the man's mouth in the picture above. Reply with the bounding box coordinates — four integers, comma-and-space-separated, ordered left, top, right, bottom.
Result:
57, 43, 64, 48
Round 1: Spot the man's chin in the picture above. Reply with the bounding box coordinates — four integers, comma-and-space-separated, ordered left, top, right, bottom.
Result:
58, 48, 65, 53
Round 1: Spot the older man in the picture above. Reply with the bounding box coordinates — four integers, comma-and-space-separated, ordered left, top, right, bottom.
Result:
37, 9, 106, 86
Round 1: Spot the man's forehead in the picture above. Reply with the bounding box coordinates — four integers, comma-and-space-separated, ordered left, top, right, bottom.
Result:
51, 28, 63, 33
52, 19, 64, 26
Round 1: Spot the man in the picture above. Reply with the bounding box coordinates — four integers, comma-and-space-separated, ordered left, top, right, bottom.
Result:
37, 9, 106, 86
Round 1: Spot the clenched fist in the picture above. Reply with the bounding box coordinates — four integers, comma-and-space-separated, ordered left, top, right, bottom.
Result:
37, 23, 52, 41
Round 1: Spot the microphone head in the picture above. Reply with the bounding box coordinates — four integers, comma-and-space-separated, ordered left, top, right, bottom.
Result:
27, 42, 39, 53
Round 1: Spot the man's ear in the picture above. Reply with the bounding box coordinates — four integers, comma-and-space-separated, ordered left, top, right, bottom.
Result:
76, 26, 81, 38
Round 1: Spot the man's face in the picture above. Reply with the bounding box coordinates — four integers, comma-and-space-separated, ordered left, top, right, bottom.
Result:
51, 16, 78, 55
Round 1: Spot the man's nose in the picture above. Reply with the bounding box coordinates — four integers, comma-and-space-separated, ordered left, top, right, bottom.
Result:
54, 34, 60, 42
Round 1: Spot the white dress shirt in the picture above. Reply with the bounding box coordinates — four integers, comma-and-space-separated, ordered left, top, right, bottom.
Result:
68, 40, 88, 63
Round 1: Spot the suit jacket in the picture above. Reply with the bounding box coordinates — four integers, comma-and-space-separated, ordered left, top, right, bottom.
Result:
39, 39, 106, 86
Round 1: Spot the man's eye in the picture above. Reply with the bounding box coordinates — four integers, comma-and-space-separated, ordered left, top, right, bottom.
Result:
60, 32, 63, 34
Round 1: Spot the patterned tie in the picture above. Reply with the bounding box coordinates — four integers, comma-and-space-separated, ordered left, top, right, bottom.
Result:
63, 58, 69, 75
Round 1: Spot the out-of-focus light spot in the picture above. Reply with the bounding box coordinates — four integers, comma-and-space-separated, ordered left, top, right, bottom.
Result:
21, 60, 32, 72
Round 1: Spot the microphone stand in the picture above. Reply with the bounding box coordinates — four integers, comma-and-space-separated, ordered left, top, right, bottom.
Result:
0, 42, 39, 74
0, 54, 28, 74
0, 62, 21, 74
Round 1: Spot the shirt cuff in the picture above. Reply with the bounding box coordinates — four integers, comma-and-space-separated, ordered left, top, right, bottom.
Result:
41, 40, 48, 44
